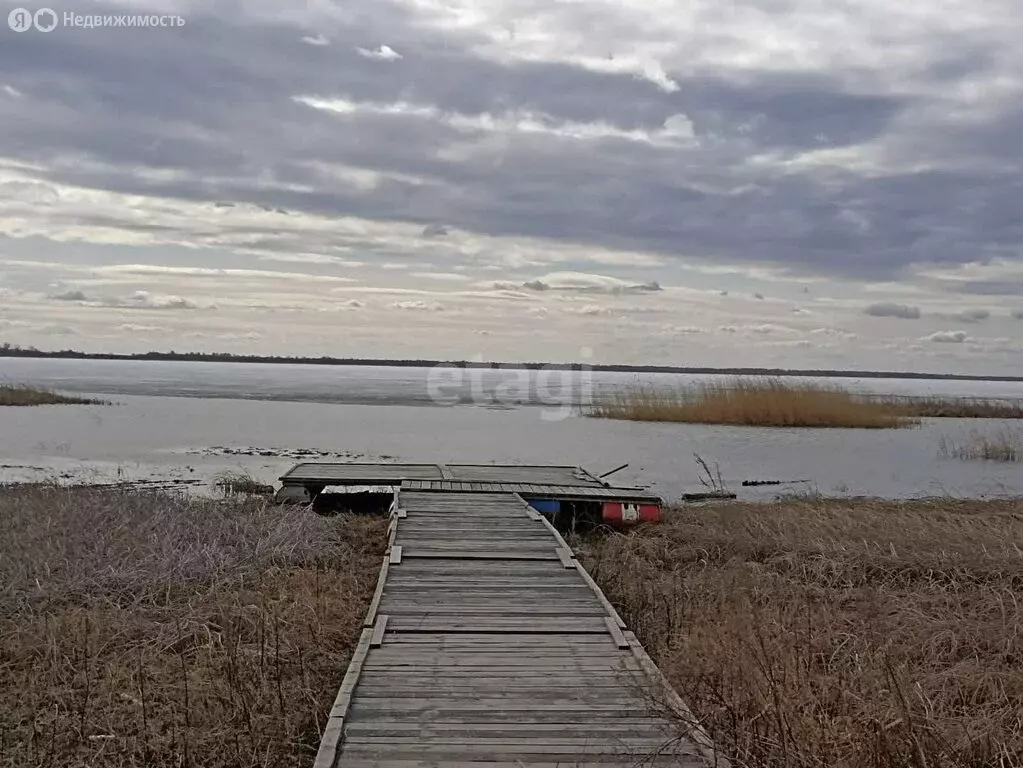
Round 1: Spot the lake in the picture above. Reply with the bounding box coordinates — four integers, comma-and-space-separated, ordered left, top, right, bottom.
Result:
1, 357, 1022, 500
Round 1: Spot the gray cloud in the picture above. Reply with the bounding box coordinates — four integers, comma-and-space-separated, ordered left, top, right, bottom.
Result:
864, 302, 922, 320
927, 330, 969, 343
942, 309, 991, 323
51, 289, 88, 301
1012, 310, 1023, 320
0, 0, 1019, 286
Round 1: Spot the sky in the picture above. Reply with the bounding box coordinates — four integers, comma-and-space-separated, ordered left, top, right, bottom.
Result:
1, 0, 1022, 374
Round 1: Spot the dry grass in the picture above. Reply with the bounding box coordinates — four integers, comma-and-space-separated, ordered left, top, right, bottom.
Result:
213, 471, 276, 496
0, 384, 103, 406
590, 378, 1023, 427
579, 498, 1023, 768
939, 430, 1022, 462
590, 378, 916, 429
899, 397, 1023, 420
0, 486, 386, 767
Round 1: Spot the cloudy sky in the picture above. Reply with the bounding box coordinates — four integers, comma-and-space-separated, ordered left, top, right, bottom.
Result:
1, 0, 1022, 373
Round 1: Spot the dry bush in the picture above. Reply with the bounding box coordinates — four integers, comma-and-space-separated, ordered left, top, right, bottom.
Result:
0, 486, 386, 767
939, 430, 1022, 462
0, 385, 102, 407
589, 378, 915, 429
579, 498, 1023, 768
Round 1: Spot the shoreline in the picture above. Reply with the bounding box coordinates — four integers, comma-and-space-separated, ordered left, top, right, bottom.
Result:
4, 349, 1023, 382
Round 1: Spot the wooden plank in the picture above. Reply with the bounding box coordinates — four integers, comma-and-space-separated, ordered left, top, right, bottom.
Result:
574, 561, 628, 629
362, 555, 390, 628
604, 616, 631, 649
556, 548, 576, 569
401, 551, 560, 561
389, 546, 402, 565
437, 463, 454, 480
314, 625, 374, 767
370, 615, 389, 648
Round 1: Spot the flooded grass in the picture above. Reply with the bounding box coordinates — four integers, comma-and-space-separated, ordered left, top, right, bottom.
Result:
580, 497, 1023, 768
589, 378, 916, 428
0, 384, 103, 406
939, 429, 1022, 462
0, 486, 387, 767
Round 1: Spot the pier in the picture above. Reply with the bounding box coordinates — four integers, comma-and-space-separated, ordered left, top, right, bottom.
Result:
305, 478, 722, 767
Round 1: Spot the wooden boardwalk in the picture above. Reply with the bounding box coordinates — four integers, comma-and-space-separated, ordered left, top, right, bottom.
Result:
316, 491, 722, 768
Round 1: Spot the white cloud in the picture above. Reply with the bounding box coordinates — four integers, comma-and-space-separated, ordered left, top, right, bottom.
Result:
411, 272, 473, 282
297, 97, 698, 148
356, 45, 402, 61
564, 304, 614, 316
927, 330, 969, 344
100, 291, 198, 310
2, 85, 22, 98
117, 324, 165, 333
389, 300, 445, 311
301, 34, 330, 46
518, 272, 661, 295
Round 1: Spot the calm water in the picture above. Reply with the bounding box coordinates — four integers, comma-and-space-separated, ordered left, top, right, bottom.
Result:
1, 358, 1022, 500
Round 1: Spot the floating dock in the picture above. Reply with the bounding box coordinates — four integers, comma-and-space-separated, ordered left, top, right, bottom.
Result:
315, 489, 722, 768
277, 462, 663, 525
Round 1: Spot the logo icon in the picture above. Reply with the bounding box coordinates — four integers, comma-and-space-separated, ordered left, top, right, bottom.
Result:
7, 6, 57, 32
34, 8, 57, 32
7, 7, 32, 31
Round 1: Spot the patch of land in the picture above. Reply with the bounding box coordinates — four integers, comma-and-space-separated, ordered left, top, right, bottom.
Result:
579, 497, 1023, 768
0, 385, 104, 407
590, 378, 1023, 427
0, 486, 386, 767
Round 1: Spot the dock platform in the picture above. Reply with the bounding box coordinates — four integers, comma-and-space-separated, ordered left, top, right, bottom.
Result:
277, 462, 663, 511
315, 490, 721, 768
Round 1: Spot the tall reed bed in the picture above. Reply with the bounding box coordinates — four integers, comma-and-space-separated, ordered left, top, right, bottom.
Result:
0, 486, 386, 767
580, 498, 1023, 768
590, 378, 915, 428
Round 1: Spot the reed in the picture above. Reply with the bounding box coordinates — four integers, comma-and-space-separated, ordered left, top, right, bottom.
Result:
580, 497, 1023, 768
0, 486, 386, 767
939, 429, 1022, 461
0, 384, 103, 406
590, 378, 915, 428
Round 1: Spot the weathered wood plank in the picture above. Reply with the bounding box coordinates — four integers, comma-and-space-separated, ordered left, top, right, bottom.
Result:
362, 555, 390, 628
370, 614, 389, 648
320, 489, 713, 768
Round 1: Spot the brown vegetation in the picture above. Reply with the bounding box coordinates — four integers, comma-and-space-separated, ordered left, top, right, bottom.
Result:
899, 397, 1023, 419
590, 378, 1023, 427
580, 498, 1023, 768
939, 429, 1022, 462
589, 379, 916, 428
0, 487, 386, 767
0, 384, 103, 406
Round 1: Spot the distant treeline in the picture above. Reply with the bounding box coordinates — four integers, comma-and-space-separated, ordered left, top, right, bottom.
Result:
1, 343, 1022, 382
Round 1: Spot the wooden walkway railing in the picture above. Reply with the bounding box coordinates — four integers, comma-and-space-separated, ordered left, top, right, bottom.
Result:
315, 490, 724, 768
